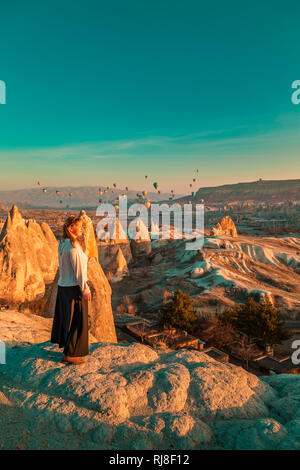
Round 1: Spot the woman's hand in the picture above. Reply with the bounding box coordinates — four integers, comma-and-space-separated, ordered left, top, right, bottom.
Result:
83, 292, 91, 301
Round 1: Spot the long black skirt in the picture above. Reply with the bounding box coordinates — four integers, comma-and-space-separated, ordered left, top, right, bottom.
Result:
50, 285, 89, 357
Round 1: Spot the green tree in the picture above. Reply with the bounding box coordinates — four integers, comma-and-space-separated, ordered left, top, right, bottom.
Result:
159, 289, 198, 334
220, 298, 290, 346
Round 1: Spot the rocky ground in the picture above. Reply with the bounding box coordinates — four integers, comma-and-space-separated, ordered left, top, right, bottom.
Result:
112, 235, 300, 321
0, 339, 299, 450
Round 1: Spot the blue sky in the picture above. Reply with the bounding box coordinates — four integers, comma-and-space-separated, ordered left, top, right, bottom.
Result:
0, 0, 300, 193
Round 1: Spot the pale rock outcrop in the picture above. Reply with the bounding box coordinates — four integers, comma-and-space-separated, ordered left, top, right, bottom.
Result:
0, 341, 298, 450
130, 217, 152, 258
106, 248, 129, 281
86, 258, 117, 342
0, 205, 58, 304
78, 210, 98, 259
97, 217, 132, 267
211, 216, 238, 237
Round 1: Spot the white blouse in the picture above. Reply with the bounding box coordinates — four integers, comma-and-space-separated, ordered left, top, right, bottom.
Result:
57, 239, 91, 295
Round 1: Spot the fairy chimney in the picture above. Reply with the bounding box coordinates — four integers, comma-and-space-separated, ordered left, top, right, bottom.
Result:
211, 216, 238, 238
97, 216, 132, 267
0, 205, 58, 304
130, 217, 152, 258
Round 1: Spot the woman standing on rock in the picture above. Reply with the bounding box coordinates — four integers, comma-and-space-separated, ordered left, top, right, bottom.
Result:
51, 215, 91, 365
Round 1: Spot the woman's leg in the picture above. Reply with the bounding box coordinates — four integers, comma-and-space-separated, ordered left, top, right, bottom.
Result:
63, 289, 89, 357
51, 286, 71, 348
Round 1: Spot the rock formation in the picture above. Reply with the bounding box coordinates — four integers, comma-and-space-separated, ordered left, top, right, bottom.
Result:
78, 210, 98, 259
97, 217, 132, 267
130, 217, 152, 258
106, 247, 129, 281
0, 341, 298, 449
0, 205, 58, 304
211, 216, 238, 237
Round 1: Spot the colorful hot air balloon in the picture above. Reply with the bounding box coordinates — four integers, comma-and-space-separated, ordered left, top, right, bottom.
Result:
113, 183, 117, 188
42, 188, 47, 193
69, 192, 73, 197
142, 190, 147, 197
153, 182, 158, 190
56, 190, 60, 195
145, 201, 151, 208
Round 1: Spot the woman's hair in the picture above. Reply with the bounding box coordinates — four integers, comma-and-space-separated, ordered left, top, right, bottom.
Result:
62, 215, 82, 247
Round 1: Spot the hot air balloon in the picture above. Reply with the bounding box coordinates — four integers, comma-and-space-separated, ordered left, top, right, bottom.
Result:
189, 184, 192, 188
193, 178, 196, 182
99, 190, 103, 196
42, 188, 47, 193
69, 192, 73, 197
171, 189, 174, 193
115, 205, 119, 211
145, 175, 148, 179
125, 186, 129, 191
142, 190, 147, 197
107, 186, 110, 190
153, 182, 158, 190
56, 190, 60, 195
196, 169, 199, 173
37, 181, 41, 186
113, 183, 117, 188
145, 201, 151, 208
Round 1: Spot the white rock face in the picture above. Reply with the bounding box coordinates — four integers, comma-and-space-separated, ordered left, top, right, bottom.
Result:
0, 310, 53, 348
107, 247, 129, 281
0, 341, 298, 450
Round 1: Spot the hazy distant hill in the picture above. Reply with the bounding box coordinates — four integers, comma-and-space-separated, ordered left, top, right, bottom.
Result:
0, 186, 179, 209
177, 179, 300, 204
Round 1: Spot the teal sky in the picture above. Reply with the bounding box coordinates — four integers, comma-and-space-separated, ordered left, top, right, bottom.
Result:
0, 0, 300, 193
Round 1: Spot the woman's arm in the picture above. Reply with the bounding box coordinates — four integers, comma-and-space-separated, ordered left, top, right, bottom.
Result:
69, 245, 91, 297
